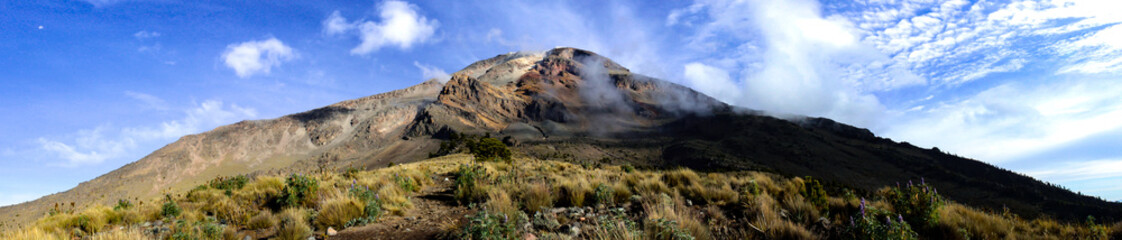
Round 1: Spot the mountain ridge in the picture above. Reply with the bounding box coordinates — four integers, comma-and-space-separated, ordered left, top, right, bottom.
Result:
2, 47, 1118, 229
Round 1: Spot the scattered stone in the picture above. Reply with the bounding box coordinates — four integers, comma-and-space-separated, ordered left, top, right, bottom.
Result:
327, 227, 337, 236
523, 233, 538, 240
306, 236, 316, 240
567, 223, 581, 237
142, 222, 151, 227
243, 236, 252, 240
686, 199, 693, 206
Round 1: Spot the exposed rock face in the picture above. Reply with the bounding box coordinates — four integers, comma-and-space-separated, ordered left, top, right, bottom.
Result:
2, 47, 1119, 227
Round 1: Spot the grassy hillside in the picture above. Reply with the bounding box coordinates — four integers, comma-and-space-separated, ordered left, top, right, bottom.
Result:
3, 153, 1119, 239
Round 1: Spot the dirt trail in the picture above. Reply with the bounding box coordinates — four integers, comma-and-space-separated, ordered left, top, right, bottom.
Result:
330, 174, 468, 240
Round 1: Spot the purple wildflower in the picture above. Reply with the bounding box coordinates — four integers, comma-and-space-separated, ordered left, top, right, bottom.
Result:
921, 177, 926, 185
908, 180, 913, 186
859, 198, 867, 218
886, 216, 892, 224
898, 214, 904, 223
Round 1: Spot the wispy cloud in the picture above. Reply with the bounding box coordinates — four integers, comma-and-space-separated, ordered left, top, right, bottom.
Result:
133, 30, 160, 39
37, 100, 256, 167
413, 61, 450, 83
222, 37, 296, 78
885, 79, 1122, 163
124, 91, 169, 111
323, 1, 439, 55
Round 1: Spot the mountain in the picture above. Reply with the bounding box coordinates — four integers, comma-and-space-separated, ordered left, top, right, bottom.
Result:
2, 47, 1119, 229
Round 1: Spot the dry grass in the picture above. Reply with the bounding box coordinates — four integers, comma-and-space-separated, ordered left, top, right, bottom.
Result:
518, 181, 554, 212
313, 191, 364, 230
275, 208, 311, 240
8, 154, 1120, 239
246, 210, 276, 230
557, 177, 591, 207
89, 227, 147, 240
483, 187, 520, 218
0, 227, 65, 240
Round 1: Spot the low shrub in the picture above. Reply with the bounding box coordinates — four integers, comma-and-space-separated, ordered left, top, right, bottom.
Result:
840, 198, 918, 240
885, 179, 942, 228
800, 176, 828, 213
277, 174, 319, 208
161, 195, 182, 219
459, 209, 524, 240
649, 218, 695, 240
454, 164, 490, 204
468, 137, 512, 163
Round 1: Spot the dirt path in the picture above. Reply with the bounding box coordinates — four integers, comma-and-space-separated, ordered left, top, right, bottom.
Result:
330, 173, 468, 240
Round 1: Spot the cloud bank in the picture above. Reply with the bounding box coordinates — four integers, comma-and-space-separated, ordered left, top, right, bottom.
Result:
37, 99, 256, 167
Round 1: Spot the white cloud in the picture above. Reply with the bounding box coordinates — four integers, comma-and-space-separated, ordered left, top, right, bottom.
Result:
37, 100, 256, 167
124, 91, 169, 111
322, 11, 353, 36
669, 0, 895, 127
133, 30, 160, 39
683, 62, 740, 104
222, 37, 296, 78
1025, 159, 1122, 183
323, 1, 438, 55
885, 79, 1122, 163
413, 61, 450, 83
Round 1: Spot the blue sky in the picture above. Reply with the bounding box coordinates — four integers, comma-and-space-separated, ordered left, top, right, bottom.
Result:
2, 0, 1121, 206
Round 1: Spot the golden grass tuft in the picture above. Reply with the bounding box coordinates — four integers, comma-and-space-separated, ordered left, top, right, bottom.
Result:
313, 191, 364, 230
518, 181, 554, 212
247, 210, 276, 230
558, 177, 591, 207
0, 227, 65, 240
276, 208, 312, 240
88, 227, 147, 240
641, 193, 713, 240
484, 187, 521, 218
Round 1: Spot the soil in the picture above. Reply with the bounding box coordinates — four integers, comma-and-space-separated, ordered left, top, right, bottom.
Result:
329, 174, 469, 240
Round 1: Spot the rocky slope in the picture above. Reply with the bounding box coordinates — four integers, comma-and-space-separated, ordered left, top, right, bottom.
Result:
3, 47, 1119, 229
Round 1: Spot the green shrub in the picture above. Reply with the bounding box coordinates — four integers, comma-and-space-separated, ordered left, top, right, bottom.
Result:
459, 209, 523, 240
468, 137, 512, 163
841, 199, 918, 240
343, 167, 361, 179
589, 208, 641, 239
800, 176, 829, 213
345, 186, 385, 227
885, 179, 942, 228
621, 164, 635, 173
454, 164, 489, 204
208, 175, 249, 192
394, 174, 419, 192
277, 174, 319, 208
113, 199, 133, 211
594, 183, 615, 205
649, 218, 695, 240
161, 194, 182, 219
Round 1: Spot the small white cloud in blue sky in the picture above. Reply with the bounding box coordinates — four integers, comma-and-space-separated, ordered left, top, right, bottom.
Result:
222, 37, 295, 78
